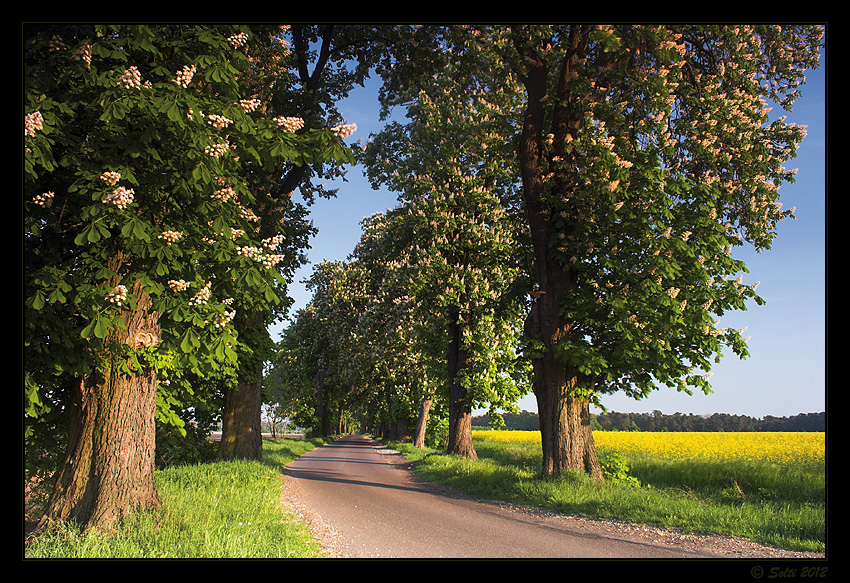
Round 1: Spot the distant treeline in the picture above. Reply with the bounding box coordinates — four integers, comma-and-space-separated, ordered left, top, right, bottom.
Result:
472, 410, 825, 432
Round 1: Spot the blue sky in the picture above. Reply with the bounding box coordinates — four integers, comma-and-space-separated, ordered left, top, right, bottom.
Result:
270, 60, 826, 419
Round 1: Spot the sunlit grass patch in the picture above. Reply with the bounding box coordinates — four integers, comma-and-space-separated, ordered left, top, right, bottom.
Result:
25, 438, 328, 559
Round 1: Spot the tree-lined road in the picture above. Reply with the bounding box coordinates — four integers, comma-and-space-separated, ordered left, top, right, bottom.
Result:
283, 435, 722, 559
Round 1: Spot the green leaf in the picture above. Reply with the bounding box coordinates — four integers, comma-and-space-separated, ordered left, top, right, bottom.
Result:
93, 318, 109, 339
75, 224, 96, 245
166, 102, 183, 123
31, 290, 46, 310
180, 329, 198, 353
81, 320, 95, 339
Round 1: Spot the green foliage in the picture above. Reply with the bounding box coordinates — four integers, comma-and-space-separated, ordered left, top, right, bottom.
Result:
24, 25, 357, 463
599, 451, 640, 487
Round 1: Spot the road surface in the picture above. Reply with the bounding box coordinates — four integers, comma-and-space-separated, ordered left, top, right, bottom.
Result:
283, 435, 724, 559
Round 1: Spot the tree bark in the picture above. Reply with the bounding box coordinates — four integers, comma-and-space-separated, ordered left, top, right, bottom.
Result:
41, 280, 162, 531
312, 369, 330, 437
446, 307, 478, 460
218, 378, 264, 461
218, 312, 267, 460
413, 394, 432, 449
218, 312, 266, 461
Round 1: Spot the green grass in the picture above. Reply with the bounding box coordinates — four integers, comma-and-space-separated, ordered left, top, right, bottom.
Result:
388, 437, 825, 553
25, 438, 329, 559
25, 433, 825, 557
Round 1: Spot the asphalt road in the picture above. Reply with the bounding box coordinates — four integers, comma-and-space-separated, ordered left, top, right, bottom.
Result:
283, 435, 723, 559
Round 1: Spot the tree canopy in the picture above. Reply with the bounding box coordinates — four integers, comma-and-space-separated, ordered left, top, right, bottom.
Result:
23, 25, 359, 527
265, 24, 823, 477
25, 24, 824, 498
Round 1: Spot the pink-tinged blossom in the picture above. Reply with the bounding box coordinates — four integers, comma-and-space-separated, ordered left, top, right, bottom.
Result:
331, 123, 357, 139
48, 35, 67, 51
274, 116, 304, 132
73, 44, 92, 66
100, 171, 121, 186
106, 284, 128, 306
25, 111, 44, 136
173, 64, 196, 88
159, 230, 183, 244
104, 186, 135, 209
118, 66, 142, 89
33, 191, 54, 207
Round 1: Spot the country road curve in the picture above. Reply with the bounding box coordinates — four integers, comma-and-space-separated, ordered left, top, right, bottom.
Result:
282, 434, 734, 560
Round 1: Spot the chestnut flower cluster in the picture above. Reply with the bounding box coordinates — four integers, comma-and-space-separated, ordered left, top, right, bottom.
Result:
73, 43, 92, 66
48, 35, 67, 51
25, 111, 44, 136
262, 234, 285, 249
205, 143, 229, 158
228, 32, 249, 49
168, 279, 191, 292
273, 116, 304, 132
118, 66, 142, 89
104, 186, 135, 209
159, 230, 183, 244
213, 309, 236, 329
239, 98, 261, 113
212, 177, 238, 202
188, 282, 211, 306
331, 123, 357, 139
174, 64, 197, 88
237, 245, 284, 269
32, 191, 54, 207
238, 206, 259, 222
106, 284, 128, 307
207, 114, 233, 129
100, 171, 121, 186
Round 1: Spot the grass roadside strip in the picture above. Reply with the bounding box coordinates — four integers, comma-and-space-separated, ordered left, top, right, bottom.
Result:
25, 431, 825, 557
25, 438, 329, 559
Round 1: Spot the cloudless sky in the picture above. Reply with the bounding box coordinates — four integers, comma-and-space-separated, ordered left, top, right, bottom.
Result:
270, 48, 826, 420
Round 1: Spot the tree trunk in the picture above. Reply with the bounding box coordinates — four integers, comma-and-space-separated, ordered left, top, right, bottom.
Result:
218, 378, 263, 461
40, 280, 162, 531
312, 369, 330, 437
514, 28, 602, 480
218, 312, 266, 461
414, 394, 432, 449
530, 311, 602, 481
446, 307, 478, 460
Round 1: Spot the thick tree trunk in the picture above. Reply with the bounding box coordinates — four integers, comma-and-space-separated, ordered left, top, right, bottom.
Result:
218, 312, 266, 461
413, 395, 432, 449
218, 378, 263, 461
514, 27, 602, 480
446, 307, 477, 460
41, 280, 162, 531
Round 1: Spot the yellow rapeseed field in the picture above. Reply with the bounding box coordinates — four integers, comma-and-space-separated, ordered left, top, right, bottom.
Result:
472, 430, 825, 466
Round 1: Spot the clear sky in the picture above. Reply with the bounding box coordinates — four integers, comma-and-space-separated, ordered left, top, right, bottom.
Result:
270, 57, 826, 420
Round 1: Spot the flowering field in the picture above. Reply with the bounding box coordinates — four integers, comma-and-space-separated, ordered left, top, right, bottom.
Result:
472, 430, 825, 467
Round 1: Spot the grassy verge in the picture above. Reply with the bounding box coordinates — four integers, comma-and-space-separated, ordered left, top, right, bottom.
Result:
25, 438, 328, 559
386, 434, 825, 553
25, 432, 825, 557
